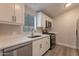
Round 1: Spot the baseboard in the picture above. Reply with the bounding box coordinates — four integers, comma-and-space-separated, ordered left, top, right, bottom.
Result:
56, 42, 76, 49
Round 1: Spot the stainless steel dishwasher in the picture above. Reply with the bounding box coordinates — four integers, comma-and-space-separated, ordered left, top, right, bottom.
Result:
3, 42, 32, 56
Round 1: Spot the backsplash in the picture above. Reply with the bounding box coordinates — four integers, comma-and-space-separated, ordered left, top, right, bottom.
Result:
36, 27, 53, 33
0, 24, 22, 35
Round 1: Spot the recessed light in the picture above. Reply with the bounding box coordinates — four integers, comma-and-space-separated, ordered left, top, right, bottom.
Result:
65, 3, 72, 7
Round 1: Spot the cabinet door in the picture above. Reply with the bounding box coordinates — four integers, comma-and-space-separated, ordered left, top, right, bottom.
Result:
32, 37, 50, 56
42, 37, 50, 54
37, 12, 46, 28
41, 13, 47, 28
14, 4, 24, 24
32, 39, 43, 56
0, 4, 13, 22
45, 37, 50, 51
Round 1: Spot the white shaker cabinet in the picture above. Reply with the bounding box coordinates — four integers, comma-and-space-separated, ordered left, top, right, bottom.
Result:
37, 12, 47, 28
42, 37, 50, 54
32, 39, 43, 56
32, 36, 50, 56
14, 4, 24, 25
0, 4, 24, 25
0, 4, 13, 23
37, 12, 53, 28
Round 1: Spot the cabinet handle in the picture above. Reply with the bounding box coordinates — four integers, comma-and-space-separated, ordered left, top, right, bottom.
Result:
12, 16, 16, 23
15, 16, 16, 22
40, 44, 42, 48
12, 16, 14, 22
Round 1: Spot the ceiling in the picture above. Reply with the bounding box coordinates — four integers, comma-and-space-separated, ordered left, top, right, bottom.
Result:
25, 3, 79, 18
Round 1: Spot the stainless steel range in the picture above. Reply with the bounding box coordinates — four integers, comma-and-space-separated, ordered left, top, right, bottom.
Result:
42, 31, 56, 50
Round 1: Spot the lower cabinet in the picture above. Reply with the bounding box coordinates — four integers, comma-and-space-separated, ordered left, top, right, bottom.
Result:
32, 36, 50, 56
43, 37, 50, 54
2, 36, 50, 56
32, 38, 43, 56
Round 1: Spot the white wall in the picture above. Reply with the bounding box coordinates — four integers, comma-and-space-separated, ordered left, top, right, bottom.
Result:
53, 7, 79, 48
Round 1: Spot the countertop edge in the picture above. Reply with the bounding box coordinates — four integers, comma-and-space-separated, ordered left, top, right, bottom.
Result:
0, 35, 50, 50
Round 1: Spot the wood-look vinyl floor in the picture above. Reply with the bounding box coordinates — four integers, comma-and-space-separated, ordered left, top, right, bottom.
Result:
44, 45, 78, 56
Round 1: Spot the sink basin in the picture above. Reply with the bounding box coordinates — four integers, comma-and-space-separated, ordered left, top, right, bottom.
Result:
28, 35, 41, 38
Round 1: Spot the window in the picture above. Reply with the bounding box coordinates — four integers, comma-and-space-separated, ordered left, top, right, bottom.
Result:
23, 14, 37, 32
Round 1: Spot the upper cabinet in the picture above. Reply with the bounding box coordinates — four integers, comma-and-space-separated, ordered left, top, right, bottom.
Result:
0, 4, 13, 23
37, 12, 52, 28
37, 12, 46, 28
0, 4, 24, 25
14, 4, 24, 25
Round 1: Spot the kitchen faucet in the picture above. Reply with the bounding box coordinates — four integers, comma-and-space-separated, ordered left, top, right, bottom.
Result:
31, 28, 34, 36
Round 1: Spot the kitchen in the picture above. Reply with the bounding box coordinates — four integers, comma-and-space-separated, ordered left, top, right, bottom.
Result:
0, 3, 79, 56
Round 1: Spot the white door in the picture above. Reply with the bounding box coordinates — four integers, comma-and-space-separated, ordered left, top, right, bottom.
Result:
0, 4, 13, 22
14, 4, 24, 24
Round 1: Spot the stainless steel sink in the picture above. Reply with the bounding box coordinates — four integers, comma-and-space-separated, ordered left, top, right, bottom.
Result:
28, 35, 41, 38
